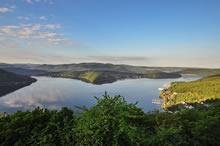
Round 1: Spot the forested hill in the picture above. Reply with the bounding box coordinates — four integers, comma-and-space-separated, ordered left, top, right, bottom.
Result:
41, 70, 181, 84
1, 62, 220, 77
0, 69, 36, 97
0, 69, 36, 83
0, 62, 187, 73
1, 67, 47, 76
176, 68, 220, 76
160, 75, 220, 109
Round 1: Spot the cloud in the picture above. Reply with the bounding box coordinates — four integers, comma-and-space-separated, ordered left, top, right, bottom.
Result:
18, 32, 62, 39
40, 16, 47, 20
4, 25, 19, 29
47, 38, 69, 44
0, 47, 82, 64
90, 56, 149, 62
21, 24, 32, 27
17, 16, 23, 19
0, 8, 10, 13
0, 24, 63, 40
17, 16, 30, 20
26, 0, 33, 4
0, 6, 15, 13
31, 24, 41, 31
24, 17, 30, 20
31, 32, 62, 39
10, 5, 16, 9
0, 23, 80, 54
26, 38, 79, 49
26, 0, 54, 4
2, 86, 65, 110
1, 43, 219, 68
0, 37, 7, 41
45, 24, 61, 29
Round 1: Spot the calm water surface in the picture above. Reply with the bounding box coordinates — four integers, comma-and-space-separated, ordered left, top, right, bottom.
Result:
0, 76, 201, 113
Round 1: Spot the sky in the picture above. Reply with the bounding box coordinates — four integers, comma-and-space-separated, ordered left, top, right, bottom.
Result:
0, 0, 220, 68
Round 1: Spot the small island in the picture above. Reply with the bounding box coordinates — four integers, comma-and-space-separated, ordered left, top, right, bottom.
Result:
160, 75, 220, 111
39, 70, 182, 84
0, 69, 37, 97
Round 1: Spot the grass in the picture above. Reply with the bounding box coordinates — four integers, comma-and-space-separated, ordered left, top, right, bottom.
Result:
79, 71, 101, 83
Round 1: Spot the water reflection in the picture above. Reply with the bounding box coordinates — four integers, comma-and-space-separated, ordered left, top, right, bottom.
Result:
0, 76, 201, 113
3, 88, 64, 109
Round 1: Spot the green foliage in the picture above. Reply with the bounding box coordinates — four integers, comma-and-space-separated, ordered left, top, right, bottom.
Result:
0, 93, 220, 145
43, 70, 181, 85
162, 75, 220, 107
0, 107, 76, 146
74, 92, 146, 145
43, 70, 143, 84
79, 71, 101, 83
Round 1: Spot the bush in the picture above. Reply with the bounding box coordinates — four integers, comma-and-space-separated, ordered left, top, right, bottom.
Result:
0, 93, 220, 145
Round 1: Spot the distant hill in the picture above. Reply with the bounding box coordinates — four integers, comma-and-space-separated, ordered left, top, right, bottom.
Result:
0, 69, 36, 97
30, 63, 186, 73
2, 67, 47, 76
30, 63, 220, 76
160, 75, 220, 109
0, 63, 39, 69
41, 70, 181, 84
1, 62, 220, 77
0, 69, 36, 83
34, 63, 149, 73
176, 68, 220, 76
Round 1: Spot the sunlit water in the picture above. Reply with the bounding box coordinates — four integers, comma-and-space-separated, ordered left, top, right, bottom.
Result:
0, 76, 201, 113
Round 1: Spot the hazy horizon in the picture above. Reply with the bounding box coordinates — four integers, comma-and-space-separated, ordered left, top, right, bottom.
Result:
1, 61, 220, 69
1, 0, 220, 68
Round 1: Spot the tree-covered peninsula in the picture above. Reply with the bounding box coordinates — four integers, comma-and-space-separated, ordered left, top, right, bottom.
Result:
39, 70, 181, 84
0, 69, 36, 97
160, 75, 220, 110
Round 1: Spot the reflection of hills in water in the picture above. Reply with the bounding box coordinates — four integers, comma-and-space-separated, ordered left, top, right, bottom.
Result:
0, 83, 32, 97
0, 75, 202, 113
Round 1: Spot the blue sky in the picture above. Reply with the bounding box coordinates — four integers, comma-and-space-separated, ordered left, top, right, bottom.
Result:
0, 0, 220, 67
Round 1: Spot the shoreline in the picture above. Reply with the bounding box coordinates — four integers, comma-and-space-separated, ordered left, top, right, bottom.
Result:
37, 71, 182, 85
159, 75, 220, 111
0, 78, 37, 97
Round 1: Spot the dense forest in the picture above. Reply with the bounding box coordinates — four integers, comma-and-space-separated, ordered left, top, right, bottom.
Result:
0, 69, 37, 97
161, 75, 220, 109
0, 93, 219, 145
0, 69, 36, 83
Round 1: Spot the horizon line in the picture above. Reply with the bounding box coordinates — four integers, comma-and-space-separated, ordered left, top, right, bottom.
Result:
0, 61, 220, 69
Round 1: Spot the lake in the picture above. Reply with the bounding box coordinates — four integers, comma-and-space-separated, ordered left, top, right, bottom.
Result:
0, 76, 201, 113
